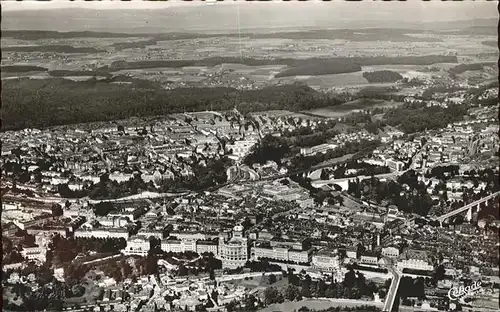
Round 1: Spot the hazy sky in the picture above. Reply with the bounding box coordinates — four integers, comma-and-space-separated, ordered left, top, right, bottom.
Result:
2, 0, 497, 33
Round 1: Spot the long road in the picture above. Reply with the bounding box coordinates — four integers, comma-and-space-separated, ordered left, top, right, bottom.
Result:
2, 190, 191, 205
383, 266, 402, 312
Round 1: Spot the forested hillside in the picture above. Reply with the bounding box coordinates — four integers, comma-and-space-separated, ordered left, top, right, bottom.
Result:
1, 79, 345, 130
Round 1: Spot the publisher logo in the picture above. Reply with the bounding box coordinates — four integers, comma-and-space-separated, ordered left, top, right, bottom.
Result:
447, 281, 483, 300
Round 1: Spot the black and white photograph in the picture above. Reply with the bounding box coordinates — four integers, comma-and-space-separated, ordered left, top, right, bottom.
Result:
1, 1, 499, 312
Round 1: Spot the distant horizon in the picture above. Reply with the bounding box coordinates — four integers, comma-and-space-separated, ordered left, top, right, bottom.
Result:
1, 18, 496, 35
2, 1, 497, 34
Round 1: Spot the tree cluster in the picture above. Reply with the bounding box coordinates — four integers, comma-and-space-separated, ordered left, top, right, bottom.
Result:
275, 59, 361, 78
287, 269, 378, 301
1, 65, 48, 73
421, 86, 465, 101
425, 165, 460, 180
97, 258, 134, 282
362, 71, 403, 83
449, 62, 495, 75
343, 112, 372, 126
52, 235, 127, 264
274, 55, 456, 78
226, 294, 259, 312
383, 103, 467, 134
364, 121, 386, 135
56, 155, 232, 200
2, 237, 24, 265
3, 281, 66, 311
264, 286, 284, 305
244, 134, 291, 166
111, 39, 158, 50
64, 263, 90, 284
347, 170, 435, 216
398, 276, 426, 302
354, 86, 403, 102
86, 172, 155, 200
245, 260, 283, 272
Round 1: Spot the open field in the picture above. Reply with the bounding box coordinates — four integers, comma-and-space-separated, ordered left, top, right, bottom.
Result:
314, 153, 356, 172
1, 26, 496, 96
305, 99, 403, 118
260, 298, 384, 312
1, 25, 497, 129
2, 29, 495, 79
278, 72, 369, 88
251, 110, 321, 120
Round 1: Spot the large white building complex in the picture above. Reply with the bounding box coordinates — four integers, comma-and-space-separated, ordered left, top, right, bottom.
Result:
122, 236, 151, 256
218, 226, 249, 269
397, 249, 434, 271
312, 251, 341, 271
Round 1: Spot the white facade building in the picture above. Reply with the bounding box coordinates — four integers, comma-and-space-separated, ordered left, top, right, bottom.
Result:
397, 259, 434, 271
312, 253, 340, 271
289, 249, 312, 264
382, 246, 400, 258
74, 228, 129, 239
97, 216, 128, 228
196, 241, 218, 255
253, 246, 288, 262
170, 232, 214, 241
300, 144, 338, 156
138, 229, 163, 240
397, 249, 434, 271
252, 245, 311, 264
161, 239, 196, 253
360, 255, 379, 265
122, 236, 150, 256
21, 246, 47, 263
219, 226, 248, 269
385, 159, 405, 172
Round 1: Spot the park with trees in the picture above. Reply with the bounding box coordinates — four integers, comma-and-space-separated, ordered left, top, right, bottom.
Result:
383, 102, 467, 134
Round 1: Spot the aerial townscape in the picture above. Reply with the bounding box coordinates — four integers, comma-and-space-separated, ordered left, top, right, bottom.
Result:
1, 2, 499, 312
